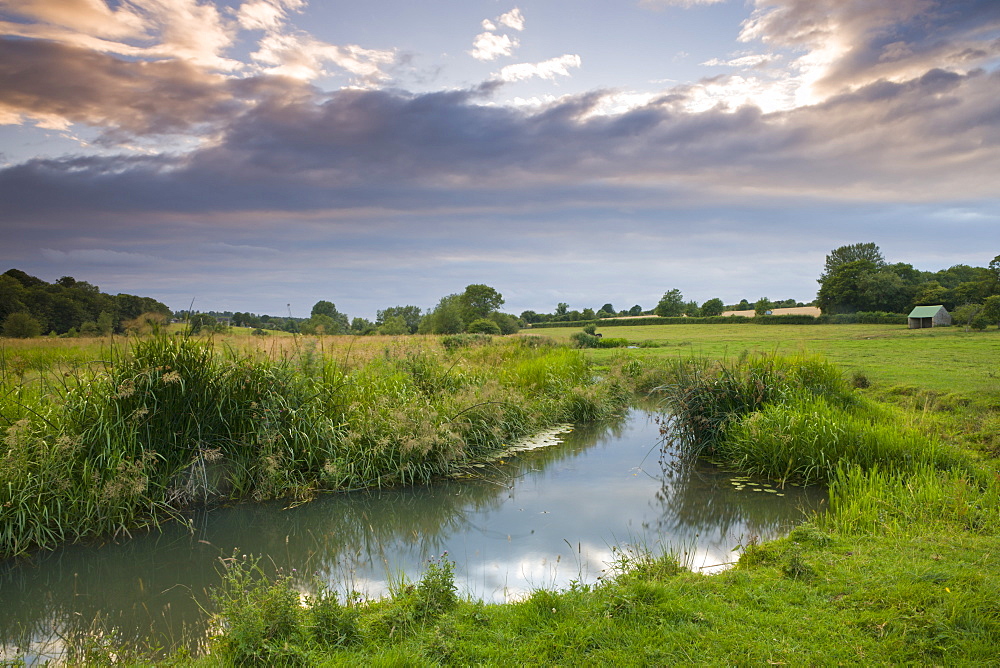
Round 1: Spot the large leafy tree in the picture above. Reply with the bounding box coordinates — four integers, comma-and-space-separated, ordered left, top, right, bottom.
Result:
310, 300, 349, 333
460, 284, 504, 321
701, 298, 724, 316
654, 289, 684, 317
820, 243, 886, 281
817, 260, 878, 314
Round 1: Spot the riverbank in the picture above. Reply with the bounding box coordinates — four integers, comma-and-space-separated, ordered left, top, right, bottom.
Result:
0, 334, 631, 560
193, 348, 1000, 665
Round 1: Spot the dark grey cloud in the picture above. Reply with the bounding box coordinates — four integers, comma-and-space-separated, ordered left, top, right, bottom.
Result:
2, 63, 998, 222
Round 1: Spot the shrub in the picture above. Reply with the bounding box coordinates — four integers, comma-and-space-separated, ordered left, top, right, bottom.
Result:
2, 312, 42, 338
467, 319, 502, 335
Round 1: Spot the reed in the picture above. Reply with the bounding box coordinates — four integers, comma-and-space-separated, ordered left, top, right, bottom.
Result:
0, 333, 629, 558
658, 352, 855, 455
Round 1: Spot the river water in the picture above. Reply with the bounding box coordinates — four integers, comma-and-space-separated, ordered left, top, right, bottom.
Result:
1, 403, 825, 661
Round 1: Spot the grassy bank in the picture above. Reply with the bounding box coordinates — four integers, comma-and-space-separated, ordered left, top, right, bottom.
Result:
1, 333, 630, 560
185, 344, 1000, 665
528, 322, 1000, 394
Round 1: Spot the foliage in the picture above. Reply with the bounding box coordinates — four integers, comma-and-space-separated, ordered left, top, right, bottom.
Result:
658, 353, 856, 454
753, 297, 771, 316
377, 315, 410, 335
2, 312, 42, 338
459, 284, 504, 321
820, 242, 886, 280
376, 305, 422, 334
419, 294, 466, 334
700, 298, 724, 316
654, 289, 684, 317
0, 268, 170, 336
815, 246, 998, 314
466, 318, 502, 335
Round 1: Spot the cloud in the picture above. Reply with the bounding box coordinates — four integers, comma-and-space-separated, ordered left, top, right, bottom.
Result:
40, 248, 159, 266
250, 32, 395, 81
740, 0, 1000, 99
0, 37, 249, 140
498, 8, 526, 31
238, 0, 306, 31
470, 31, 518, 61
498, 54, 583, 82
702, 54, 780, 68
639, 0, 727, 8
2, 61, 997, 226
0, 0, 241, 71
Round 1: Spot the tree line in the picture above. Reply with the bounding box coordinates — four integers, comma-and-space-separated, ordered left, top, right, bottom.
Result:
816, 243, 1000, 327
0, 269, 171, 338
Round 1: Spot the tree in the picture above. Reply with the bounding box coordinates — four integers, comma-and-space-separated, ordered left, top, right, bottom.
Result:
96, 311, 115, 335
817, 260, 879, 314
683, 300, 701, 317
2, 312, 42, 338
701, 298, 724, 317
912, 281, 948, 307
376, 305, 422, 334
309, 300, 348, 333
519, 310, 542, 324
654, 289, 684, 317
628, 304, 643, 316
820, 243, 886, 280
460, 284, 503, 321
980, 294, 1000, 329
419, 294, 465, 334
555, 302, 568, 317
187, 313, 217, 334
581, 307, 596, 320
351, 317, 376, 335
598, 303, 615, 315
754, 298, 772, 316
378, 315, 409, 335
311, 300, 338, 318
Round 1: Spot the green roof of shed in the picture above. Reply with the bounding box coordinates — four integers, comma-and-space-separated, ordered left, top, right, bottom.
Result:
908, 305, 946, 317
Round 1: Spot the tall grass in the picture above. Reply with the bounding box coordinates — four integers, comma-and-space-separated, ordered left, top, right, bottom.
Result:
0, 334, 629, 559
657, 352, 976, 486
659, 352, 855, 455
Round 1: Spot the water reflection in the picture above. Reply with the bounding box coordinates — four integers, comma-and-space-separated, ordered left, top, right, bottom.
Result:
1, 405, 825, 662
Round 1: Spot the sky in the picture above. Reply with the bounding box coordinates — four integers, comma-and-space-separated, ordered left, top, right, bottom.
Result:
1, 0, 999, 320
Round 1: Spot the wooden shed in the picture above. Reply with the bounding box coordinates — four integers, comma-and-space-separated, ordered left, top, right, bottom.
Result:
908, 305, 951, 329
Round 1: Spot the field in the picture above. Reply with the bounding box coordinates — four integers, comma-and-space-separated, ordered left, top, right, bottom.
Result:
528, 322, 1000, 395
4, 326, 1000, 664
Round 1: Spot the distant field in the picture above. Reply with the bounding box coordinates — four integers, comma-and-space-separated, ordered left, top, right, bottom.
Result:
526, 323, 1000, 395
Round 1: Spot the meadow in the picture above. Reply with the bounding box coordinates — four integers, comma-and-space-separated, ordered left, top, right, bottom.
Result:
4, 324, 1000, 664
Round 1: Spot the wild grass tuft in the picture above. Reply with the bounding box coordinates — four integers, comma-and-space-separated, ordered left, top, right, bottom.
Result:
658, 352, 855, 456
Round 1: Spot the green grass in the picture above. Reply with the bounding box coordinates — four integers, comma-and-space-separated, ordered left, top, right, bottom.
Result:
8, 326, 1000, 664
528, 323, 1000, 395
177, 336, 1000, 665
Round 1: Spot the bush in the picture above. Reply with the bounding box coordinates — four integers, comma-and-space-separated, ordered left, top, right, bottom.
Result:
2, 312, 42, 338
466, 319, 502, 335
